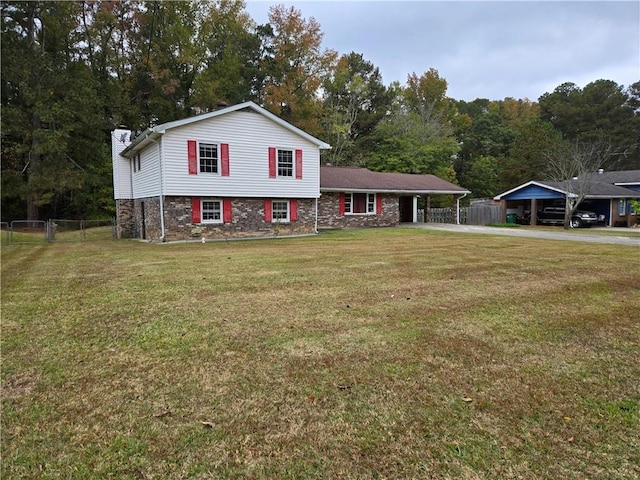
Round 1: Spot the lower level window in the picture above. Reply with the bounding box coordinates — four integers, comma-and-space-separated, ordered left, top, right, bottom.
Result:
346, 193, 376, 214
202, 200, 222, 223
272, 200, 289, 221
618, 199, 627, 216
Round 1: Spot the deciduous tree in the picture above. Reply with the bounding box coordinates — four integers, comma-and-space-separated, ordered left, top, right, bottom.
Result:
544, 137, 616, 229
262, 4, 336, 136
320, 52, 390, 165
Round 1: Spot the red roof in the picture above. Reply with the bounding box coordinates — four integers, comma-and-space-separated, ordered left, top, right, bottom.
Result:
320, 166, 469, 194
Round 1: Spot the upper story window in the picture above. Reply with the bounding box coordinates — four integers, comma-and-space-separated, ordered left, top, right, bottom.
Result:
345, 193, 376, 214
199, 143, 218, 174
268, 147, 302, 179
188, 140, 229, 176
133, 154, 141, 172
278, 149, 293, 177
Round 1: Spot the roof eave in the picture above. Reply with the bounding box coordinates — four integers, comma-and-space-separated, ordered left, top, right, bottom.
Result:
120, 129, 162, 157
129, 101, 331, 150
321, 187, 470, 195
494, 180, 571, 200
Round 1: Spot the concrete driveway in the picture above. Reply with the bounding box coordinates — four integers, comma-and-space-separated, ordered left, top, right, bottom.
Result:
404, 223, 640, 247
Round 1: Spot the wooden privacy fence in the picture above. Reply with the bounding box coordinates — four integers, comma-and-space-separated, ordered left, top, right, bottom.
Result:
421, 204, 503, 225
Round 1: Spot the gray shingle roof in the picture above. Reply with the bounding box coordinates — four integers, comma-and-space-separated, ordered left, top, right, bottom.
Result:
594, 169, 640, 185
539, 179, 637, 198
320, 166, 470, 194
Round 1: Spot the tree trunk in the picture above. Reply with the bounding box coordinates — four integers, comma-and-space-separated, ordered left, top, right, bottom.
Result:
26, 193, 39, 221
27, 114, 42, 221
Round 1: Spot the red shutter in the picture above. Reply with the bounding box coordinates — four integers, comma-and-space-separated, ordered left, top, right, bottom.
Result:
191, 198, 201, 223
221, 143, 230, 176
376, 194, 383, 215
290, 199, 298, 221
188, 140, 198, 175
268, 147, 276, 178
339, 192, 346, 215
223, 198, 232, 223
264, 199, 272, 222
295, 149, 303, 179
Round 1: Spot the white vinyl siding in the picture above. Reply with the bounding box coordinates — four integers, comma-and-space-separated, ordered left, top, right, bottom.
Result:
160, 111, 320, 198
111, 128, 132, 199
132, 144, 161, 198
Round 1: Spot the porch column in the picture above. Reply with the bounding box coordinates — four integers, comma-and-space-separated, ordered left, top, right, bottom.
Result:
413, 196, 418, 223
530, 198, 538, 226
424, 195, 431, 223
453, 194, 460, 224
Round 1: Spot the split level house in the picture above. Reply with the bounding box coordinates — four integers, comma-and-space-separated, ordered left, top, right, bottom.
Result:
494, 169, 640, 227
111, 101, 469, 241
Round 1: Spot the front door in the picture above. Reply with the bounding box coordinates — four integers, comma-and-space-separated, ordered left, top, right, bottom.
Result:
140, 201, 146, 240
399, 196, 414, 222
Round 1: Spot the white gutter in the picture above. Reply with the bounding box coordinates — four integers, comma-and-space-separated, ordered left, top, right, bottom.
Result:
148, 136, 166, 241
321, 188, 470, 195
456, 192, 469, 225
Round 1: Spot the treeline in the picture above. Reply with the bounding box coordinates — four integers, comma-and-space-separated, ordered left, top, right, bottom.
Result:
2, 1, 639, 220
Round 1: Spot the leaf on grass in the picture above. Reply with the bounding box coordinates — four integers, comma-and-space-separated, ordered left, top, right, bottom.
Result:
461, 397, 473, 403
201, 421, 215, 428
153, 410, 171, 418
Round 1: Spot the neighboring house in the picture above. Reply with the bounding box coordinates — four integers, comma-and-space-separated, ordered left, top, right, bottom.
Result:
111, 101, 470, 241
318, 166, 470, 228
111, 101, 330, 241
494, 169, 640, 227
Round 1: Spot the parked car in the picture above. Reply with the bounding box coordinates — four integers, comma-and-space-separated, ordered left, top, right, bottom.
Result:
536, 207, 598, 228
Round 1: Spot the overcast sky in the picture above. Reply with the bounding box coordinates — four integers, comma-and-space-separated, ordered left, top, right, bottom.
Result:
244, 0, 640, 102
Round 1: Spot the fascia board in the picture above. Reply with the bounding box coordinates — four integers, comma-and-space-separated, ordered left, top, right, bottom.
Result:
122, 102, 331, 155
321, 188, 470, 195
494, 181, 569, 200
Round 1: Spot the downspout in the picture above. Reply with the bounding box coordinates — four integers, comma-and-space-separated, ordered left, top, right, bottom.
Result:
148, 136, 166, 241
315, 196, 319, 233
456, 193, 468, 225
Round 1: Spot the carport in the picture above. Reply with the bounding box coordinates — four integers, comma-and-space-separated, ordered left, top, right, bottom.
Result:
494, 181, 564, 226
494, 177, 639, 227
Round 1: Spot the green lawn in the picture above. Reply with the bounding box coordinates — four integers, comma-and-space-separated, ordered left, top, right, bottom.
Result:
2, 228, 639, 479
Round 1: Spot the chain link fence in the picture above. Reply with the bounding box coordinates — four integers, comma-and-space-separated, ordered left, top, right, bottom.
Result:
2, 219, 115, 244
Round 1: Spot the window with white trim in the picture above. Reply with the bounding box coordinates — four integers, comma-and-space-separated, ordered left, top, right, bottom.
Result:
272, 200, 289, 222
202, 200, 222, 223
278, 149, 293, 177
617, 199, 627, 216
345, 193, 376, 214
199, 143, 218, 173
133, 154, 141, 172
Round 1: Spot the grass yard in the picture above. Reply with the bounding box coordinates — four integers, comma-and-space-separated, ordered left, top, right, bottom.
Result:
2, 228, 639, 479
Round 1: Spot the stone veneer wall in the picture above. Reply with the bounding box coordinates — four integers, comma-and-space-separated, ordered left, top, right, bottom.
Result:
134, 196, 163, 240
115, 199, 135, 238
163, 196, 317, 241
317, 192, 399, 229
